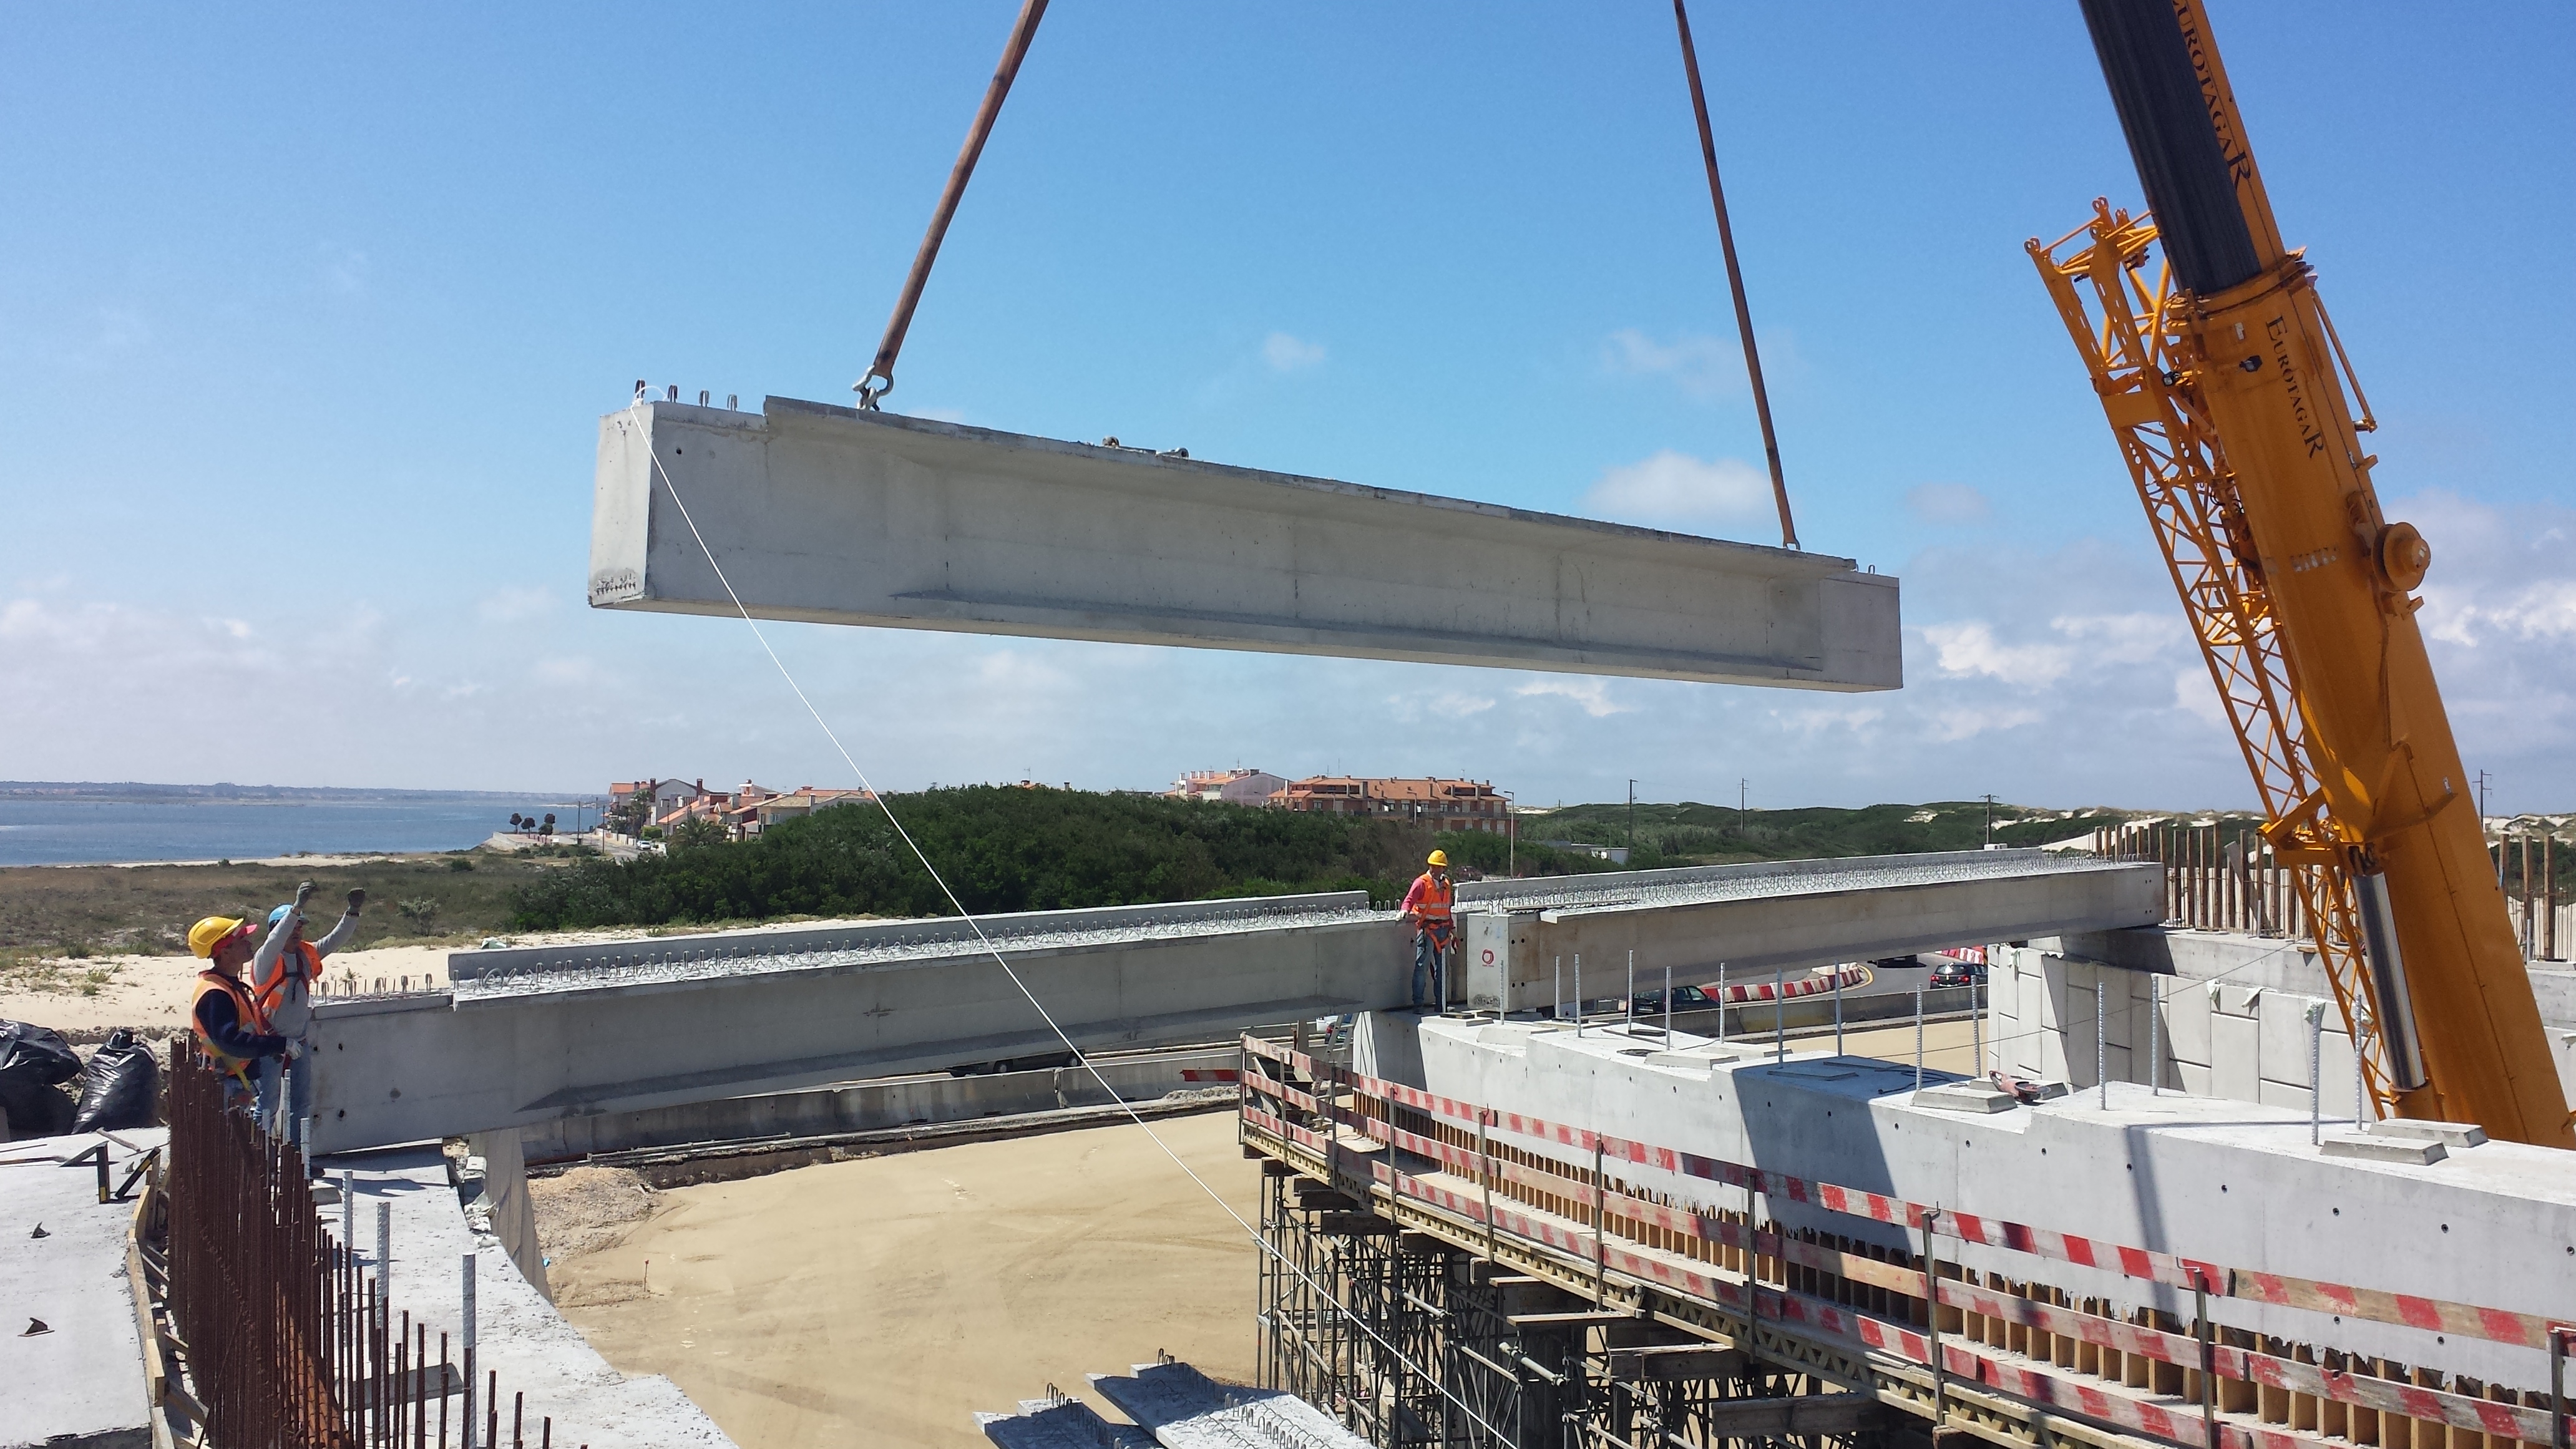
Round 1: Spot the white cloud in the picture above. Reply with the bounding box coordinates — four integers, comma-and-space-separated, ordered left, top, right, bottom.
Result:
477, 586, 556, 624
1514, 677, 1633, 718
2172, 668, 2230, 729
1600, 328, 1737, 401
1905, 482, 1991, 525
1387, 689, 1497, 724
1915, 622, 2073, 688
1579, 451, 1770, 527
1260, 332, 1327, 373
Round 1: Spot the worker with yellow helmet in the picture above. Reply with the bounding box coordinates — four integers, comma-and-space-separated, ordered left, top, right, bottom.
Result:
184, 880, 314, 1116
1401, 850, 1456, 1010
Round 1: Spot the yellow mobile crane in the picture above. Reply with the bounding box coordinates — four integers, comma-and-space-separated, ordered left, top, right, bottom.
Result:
2032, 0, 2572, 1145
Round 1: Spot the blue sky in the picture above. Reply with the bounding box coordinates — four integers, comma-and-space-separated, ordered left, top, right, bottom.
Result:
4, 4, 2570, 812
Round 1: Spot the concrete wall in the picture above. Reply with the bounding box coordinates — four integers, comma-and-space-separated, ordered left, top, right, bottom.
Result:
1993, 929, 2576, 1115
1382, 1012, 2576, 1390
590, 398, 1902, 689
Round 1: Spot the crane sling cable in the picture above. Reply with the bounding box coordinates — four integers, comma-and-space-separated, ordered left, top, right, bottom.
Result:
623, 411, 1522, 1445
855, 0, 1048, 410
1671, 0, 1800, 552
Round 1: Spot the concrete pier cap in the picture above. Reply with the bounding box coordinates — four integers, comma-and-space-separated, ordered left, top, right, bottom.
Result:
589, 398, 1902, 688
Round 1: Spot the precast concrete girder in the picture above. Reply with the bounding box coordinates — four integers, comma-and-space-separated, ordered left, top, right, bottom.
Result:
308, 894, 1406, 1154
588, 398, 1903, 688
1455, 851, 2164, 1014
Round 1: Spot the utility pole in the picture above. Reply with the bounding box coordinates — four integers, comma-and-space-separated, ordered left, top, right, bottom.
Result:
1983, 793, 1997, 848
2477, 769, 2499, 884
1739, 779, 1749, 841
1627, 779, 1638, 854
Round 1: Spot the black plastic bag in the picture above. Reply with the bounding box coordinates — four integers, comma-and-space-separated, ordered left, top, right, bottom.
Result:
1, 1021, 92, 1140
72, 1028, 160, 1133
3, 1083, 75, 1138
0, 1020, 81, 1087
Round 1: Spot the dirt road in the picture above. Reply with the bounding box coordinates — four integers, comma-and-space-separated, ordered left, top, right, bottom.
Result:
544, 1111, 1261, 1448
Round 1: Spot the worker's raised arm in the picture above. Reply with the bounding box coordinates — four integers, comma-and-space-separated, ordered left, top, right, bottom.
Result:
311, 887, 366, 957
251, 879, 316, 983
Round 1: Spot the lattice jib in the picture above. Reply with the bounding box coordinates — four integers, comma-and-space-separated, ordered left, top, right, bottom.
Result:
2028, 209, 2398, 1113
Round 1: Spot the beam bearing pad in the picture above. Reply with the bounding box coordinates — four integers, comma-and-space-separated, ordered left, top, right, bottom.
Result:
589, 398, 1901, 688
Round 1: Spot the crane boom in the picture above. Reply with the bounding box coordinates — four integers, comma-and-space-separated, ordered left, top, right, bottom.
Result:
2033, 0, 2571, 1145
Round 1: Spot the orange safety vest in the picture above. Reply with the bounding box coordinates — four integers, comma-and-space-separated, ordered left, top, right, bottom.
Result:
251, 939, 320, 1028
1410, 872, 1454, 931
190, 972, 262, 1085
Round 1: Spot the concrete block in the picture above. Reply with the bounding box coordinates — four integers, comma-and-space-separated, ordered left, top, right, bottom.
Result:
2368, 1120, 2487, 1149
2161, 976, 2213, 1067
2217, 983, 2264, 1018
1914, 1081, 2019, 1114
591, 398, 1903, 688
2320, 1132, 2447, 1166
2210, 1013, 2260, 1102
2256, 995, 2330, 1090
2174, 1060, 2214, 1097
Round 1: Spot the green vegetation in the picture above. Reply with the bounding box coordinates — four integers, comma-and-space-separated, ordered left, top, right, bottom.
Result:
507, 786, 1447, 930
1520, 799, 2169, 867
0, 852, 579, 957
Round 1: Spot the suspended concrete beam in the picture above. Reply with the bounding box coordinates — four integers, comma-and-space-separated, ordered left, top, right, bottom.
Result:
588, 397, 1903, 688
1456, 851, 2164, 1014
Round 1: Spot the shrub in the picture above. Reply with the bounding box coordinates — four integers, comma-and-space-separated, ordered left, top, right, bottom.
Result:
447, 856, 476, 872
396, 898, 440, 929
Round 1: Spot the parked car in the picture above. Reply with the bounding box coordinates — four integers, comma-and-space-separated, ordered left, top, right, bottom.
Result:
1926, 958, 1988, 988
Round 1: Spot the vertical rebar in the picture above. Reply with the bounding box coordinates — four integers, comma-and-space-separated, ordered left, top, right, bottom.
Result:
1573, 954, 1582, 1035
462, 1253, 478, 1449
1914, 986, 1925, 1090
2150, 975, 2163, 1095
1972, 975, 1983, 1074
1834, 964, 1845, 1056
1626, 950, 1635, 1032
1718, 962, 1729, 1043
378, 1199, 393, 1301
1554, 955, 1563, 1024
1662, 962, 1672, 1043
1773, 965, 1786, 1063
2097, 981, 2109, 1110
2306, 1002, 2326, 1144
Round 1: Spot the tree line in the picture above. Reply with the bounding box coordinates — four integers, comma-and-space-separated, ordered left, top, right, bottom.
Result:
507, 786, 1601, 930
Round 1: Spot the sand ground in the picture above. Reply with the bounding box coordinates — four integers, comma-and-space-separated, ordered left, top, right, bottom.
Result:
542, 1112, 1261, 1449
0, 922, 875, 1043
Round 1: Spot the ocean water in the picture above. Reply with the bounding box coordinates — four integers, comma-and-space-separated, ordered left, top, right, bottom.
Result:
0, 795, 590, 867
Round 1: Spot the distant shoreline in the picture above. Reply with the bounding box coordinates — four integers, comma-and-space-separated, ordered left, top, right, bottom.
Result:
0, 780, 587, 804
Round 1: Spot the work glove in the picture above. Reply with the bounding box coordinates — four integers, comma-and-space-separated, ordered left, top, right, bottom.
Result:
293, 879, 316, 910
283, 1040, 305, 1062
346, 887, 367, 912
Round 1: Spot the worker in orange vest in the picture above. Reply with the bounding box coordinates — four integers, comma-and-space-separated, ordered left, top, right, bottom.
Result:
1401, 850, 1456, 1010
248, 886, 365, 1145
186, 892, 306, 1109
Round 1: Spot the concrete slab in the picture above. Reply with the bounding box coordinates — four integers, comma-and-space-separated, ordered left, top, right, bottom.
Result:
0, 1130, 159, 1449
316, 1145, 733, 1448
1086, 1360, 1369, 1449
589, 398, 1902, 689
977, 1398, 1154, 1449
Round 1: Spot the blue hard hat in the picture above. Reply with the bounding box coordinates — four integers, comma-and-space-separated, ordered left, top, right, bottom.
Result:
268, 904, 295, 925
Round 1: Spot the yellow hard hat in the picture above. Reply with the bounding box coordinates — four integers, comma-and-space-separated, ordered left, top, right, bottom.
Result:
188, 916, 244, 959
1427, 850, 1449, 867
